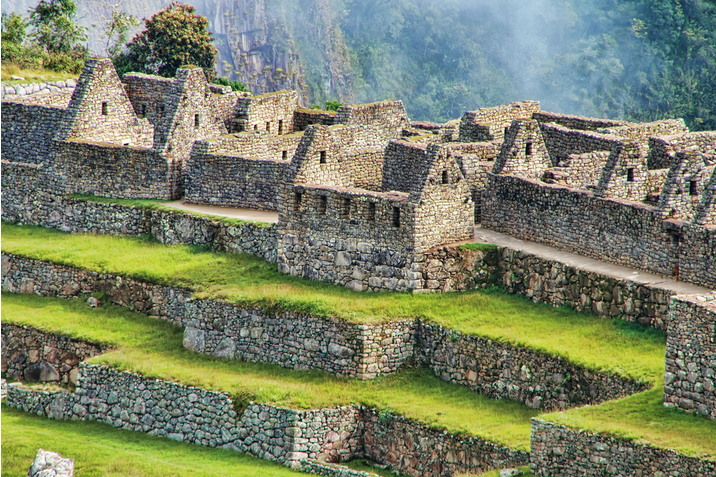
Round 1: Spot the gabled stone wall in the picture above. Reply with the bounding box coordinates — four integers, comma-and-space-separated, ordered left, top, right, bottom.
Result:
1, 101, 66, 164
532, 111, 626, 131
458, 101, 540, 143
233, 90, 299, 134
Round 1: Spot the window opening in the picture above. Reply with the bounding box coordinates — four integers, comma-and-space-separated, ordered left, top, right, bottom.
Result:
368, 202, 376, 221
319, 196, 327, 215
139, 104, 146, 118
627, 168, 635, 182
689, 180, 698, 196
320, 151, 327, 164
442, 170, 449, 184
294, 192, 302, 212
525, 142, 533, 156
278, 119, 284, 135
504, 127, 509, 136
393, 207, 400, 227
266, 121, 270, 133
341, 198, 351, 218
101, 102, 108, 115
282, 150, 288, 161
194, 114, 200, 128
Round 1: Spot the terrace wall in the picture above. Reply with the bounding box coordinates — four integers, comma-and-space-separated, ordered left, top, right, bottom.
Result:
664, 294, 716, 420
6, 362, 528, 477
2, 253, 648, 409
530, 419, 716, 476
2, 324, 106, 385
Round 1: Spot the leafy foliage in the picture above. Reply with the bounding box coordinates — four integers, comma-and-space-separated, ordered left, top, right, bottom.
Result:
114, 2, 217, 80
28, 0, 87, 53
213, 75, 249, 92
99, 2, 139, 58
325, 99, 344, 111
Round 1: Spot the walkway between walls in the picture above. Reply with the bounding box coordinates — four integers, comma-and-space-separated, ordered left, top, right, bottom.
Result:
164, 200, 279, 223
469, 226, 711, 295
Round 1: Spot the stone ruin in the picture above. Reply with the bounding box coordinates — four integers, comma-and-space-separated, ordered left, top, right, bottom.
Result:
3, 57, 713, 292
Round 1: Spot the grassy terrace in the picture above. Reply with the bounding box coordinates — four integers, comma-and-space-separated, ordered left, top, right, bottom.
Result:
2, 292, 539, 451
2, 405, 302, 477
3, 223, 716, 459
2, 222, 665, 384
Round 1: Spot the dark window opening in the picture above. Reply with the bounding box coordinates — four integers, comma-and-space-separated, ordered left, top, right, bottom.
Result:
282, 150, 288, 161
393, 207, 401, 227
278, 119, 284, 135
320, 151, 327, 164
671, 234, 681, 245
368, 202, 376, 221
525, 142, 533, 156
294, 192, 302, 212
504, 127, 509, 136
158, 104, 165, 116
194, 114, 200, 128
627, 168, 635, 182
266, 121, 270, 133
319, 196, 327, 215
689, 180, 698, 196
442, 170, 449, 184
139, 104, 146, 118
254, 124, 258, 131
341, 198, 351, 218
101, 102, 108, 115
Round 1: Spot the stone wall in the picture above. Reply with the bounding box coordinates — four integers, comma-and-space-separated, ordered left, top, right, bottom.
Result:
481, 173, 716, 290
334, 101, 409, 141
539, 122, 624, 166
2, 324, 107, 385
361, 410, 528, 477
234, 91, 299, 134
54, 140, 182, 200
420, 323, 646, 410
6, 361, 531, 477
648, 131, 716, 170
1, 101, 66, 164
664, 294, 716, 419
3, 253, 650, 409
532, 111, 626, 131
458, 102, 540, 143
1, 79, 76, 99
294, 108, 337, 131
184, 132, 301, 210
530, 419, 716, 476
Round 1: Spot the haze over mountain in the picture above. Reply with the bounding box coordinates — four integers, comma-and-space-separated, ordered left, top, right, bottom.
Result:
5, 0, 715, 129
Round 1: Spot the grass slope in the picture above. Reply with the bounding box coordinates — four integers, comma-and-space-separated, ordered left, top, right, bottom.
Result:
1, 405, 303, 477
1, 64, 79, 84
1, 222, 666, 385
2, 292, 538, 451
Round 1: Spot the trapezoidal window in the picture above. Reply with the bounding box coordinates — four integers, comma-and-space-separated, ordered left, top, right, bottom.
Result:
504, 127, 509, 136
194, 114, 200, 128
318, 196, 327, 215
341, 197, 351, 218
627, 168, 635, 182
689, 180, 698, 196
139, 104, 146, 118
278, 119, 284, 135
294, 192, 302, 212
368, 202, 376, 221
442, 170, 449, 184
320, 151, 327, 164
266, 121, 271, 133
393, 207, 401, 228
101, 102, 108, 115
525, 142, 533, 156
254, 124, 258, 131
282, 150, 288, 161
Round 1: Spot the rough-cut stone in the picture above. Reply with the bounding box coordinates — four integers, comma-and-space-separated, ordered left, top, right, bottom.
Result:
27, 449, 74, 477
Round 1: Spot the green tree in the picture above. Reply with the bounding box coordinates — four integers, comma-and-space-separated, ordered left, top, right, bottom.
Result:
28, 0, 87, 53
1, 12, 27, 45
115, 2, 217, 80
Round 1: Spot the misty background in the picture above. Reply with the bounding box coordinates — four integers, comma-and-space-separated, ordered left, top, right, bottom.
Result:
4, 0, 715, 129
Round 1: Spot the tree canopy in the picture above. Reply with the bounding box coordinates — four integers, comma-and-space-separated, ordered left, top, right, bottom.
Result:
114, 2, 217, 80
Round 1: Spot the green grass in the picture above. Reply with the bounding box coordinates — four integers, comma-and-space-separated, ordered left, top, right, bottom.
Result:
1, 63, 78, 84
1, 222, 667, 385
543, 386, 716, 460
1, 292, 539, 451
458, 243, 497, 252
1, 405, 303, 477
468, 467, 534, 477
66, 194, 272, 228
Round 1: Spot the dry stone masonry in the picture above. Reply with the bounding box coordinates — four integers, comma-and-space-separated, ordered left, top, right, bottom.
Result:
664, 294, 716, 419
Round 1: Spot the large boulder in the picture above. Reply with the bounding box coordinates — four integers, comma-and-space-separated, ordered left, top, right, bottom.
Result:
27, 449, 74, 477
